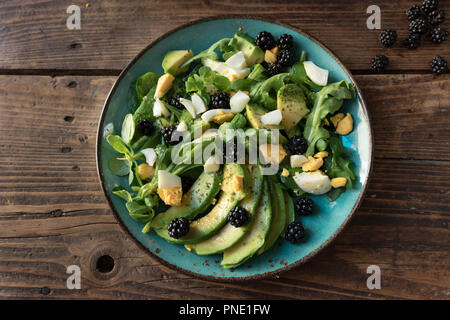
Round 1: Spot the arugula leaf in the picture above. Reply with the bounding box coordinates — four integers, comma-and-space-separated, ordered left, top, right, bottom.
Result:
290, 54, 323, 90
303, 81, 354, 155
325, 136, 356, 188
247, 64, 267, 81
181, 38, 232, 68
249, 73, 289, 110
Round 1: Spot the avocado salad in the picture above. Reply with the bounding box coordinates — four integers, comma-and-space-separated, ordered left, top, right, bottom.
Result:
105, 31, 357, 268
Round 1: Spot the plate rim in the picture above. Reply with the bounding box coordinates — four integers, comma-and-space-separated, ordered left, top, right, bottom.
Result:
95, 15, 374, 282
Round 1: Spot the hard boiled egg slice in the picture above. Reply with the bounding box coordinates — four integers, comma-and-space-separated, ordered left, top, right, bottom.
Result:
141, 148, 157, 166
201, 109, 234, 122
179, 98, 197, 118
261, 110, 282, 126
230, 90, 250, 113
191, 93, 207, 114
157, 170, 181, 189
303, 61, 328, 86
293, 171, 331, 195
153, 99, 170, 117
225, 51, 247, 69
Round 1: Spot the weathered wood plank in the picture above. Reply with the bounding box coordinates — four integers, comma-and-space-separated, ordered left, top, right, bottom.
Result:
0, 75, 448, 299
0, 158, 448, 299
0, 0, 449, 71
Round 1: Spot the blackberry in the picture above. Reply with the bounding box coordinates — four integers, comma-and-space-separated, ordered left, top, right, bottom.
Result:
430, 55, 448, 74
162, 126, 182, 145
181, 176, 194, 192
379, 29, 397, 47
294, 198, 314, 216
422, 0, 439, 14
285, 221, 305, 243
277, 49, 296, 67
428, 10, 445, 25
286, 135, 308, 155
169, 95, 183, 109
223, 139, 245, 163
255, 31, 276, 50
371, 55, 389, 72
266, 63, 283, 77
137, 119, 153, 136
168, 218, 189, 239
404, 33, 421, 49
210, 92, 230, 109
409, 17, 428, 34
430, 27, 449, 43
277, 34, 294, 49
228, 206, 249, 227
406, 5, 421, 21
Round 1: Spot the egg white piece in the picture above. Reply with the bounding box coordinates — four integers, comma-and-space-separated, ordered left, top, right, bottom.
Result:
303, 61, 328, 86
179, 98, 197, 118
158, 170, 181, 189
293, 171, 332, 195
191, 93, 207, 114
141, 148, 157, 166
153, 99, 170, 117
290, 155, 308, 168
230, 90, 250, 113
261, 110, 282, 125
225, 51, 247, 69
201, 109, 234, 122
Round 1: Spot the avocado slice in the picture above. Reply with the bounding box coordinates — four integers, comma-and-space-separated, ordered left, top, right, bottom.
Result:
155, 164, 248, 244
185, 165, 263, 255
257, 180, 286, 254
282, 195, 295, 237
221, 179, 272, 268
277, 84, 309, 133
162, 50, 194, 76
233, 33, 264, 66
246, 104, 283, 130
151, 171, 222, 230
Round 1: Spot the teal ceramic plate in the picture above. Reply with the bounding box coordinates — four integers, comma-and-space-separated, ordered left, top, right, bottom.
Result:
96, 17, 373, 281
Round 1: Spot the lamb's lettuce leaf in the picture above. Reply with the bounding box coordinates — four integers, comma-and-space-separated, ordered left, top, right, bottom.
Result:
136, 72, 160, 102
186, 66, 230, 95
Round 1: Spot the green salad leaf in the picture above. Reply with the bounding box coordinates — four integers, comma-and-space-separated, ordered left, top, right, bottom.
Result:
249, 73, 289, 110
136, 72, 160, 102
303, 80, 354, 155
121, 114, 135, 145
181, 38, 232, 68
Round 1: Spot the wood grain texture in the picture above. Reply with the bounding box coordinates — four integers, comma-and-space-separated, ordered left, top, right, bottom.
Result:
0, 75, 448, 299
0, 0, 449, 71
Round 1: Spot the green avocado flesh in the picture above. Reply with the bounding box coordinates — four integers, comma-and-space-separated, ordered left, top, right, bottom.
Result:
277, 84, 309, 133
246, 103, 282, 130
233, 33, 264, 66
155, 164, 247, 244
162, 50, 194, 76
257, 180, 286, 254
185, 165, 263, 255
151, 171, 221, 230
221, 179, 272, 268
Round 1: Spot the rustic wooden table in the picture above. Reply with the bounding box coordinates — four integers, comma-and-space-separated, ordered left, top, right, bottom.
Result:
0, 0, 449, 300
